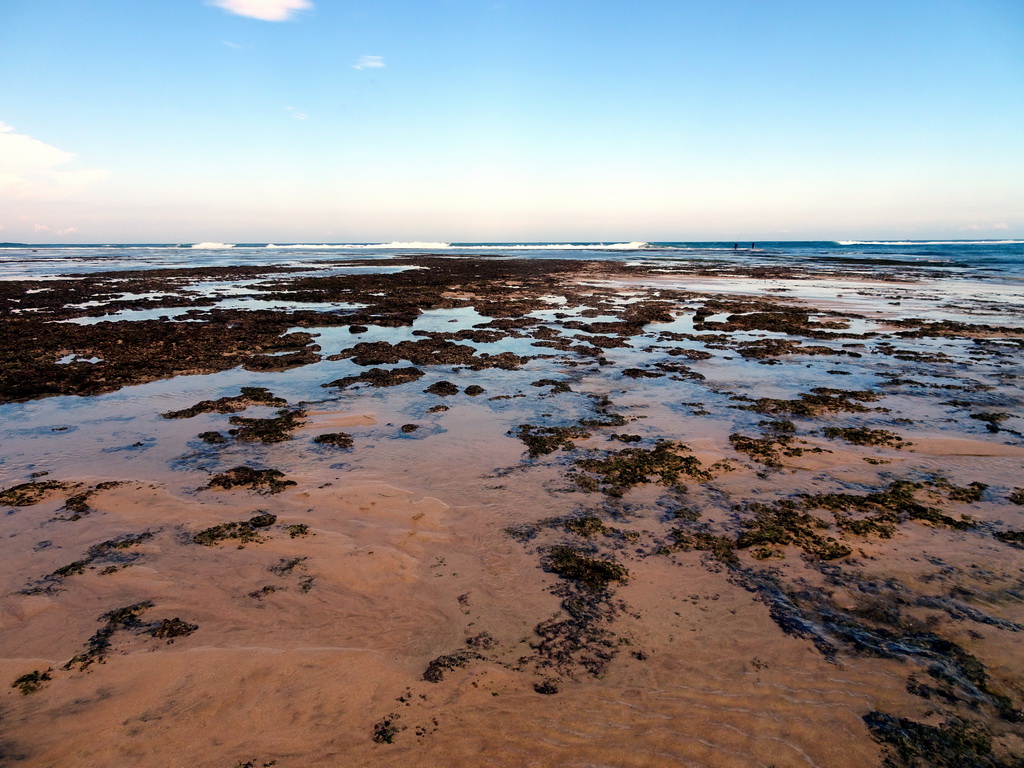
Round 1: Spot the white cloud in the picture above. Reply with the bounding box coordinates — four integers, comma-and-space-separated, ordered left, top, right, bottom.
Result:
211, 0, 312, 22
285, 106, 309, 121
993, 222, 1009, 230
0, 122, 110, 200
0, 122, 73, 173
353, 55, 385, 70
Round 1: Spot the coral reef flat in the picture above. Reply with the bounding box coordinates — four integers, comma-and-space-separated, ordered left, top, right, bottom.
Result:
1, 254, 1023, 767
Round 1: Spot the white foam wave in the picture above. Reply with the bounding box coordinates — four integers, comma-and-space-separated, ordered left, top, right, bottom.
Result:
191, 242, 235, 249
261, 241, 651, 251
454, 241, 650, 251
266, 241, 451, 249
837, 240, 1024, 246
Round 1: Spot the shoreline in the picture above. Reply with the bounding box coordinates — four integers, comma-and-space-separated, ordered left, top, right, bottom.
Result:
1, 256, 1022, 766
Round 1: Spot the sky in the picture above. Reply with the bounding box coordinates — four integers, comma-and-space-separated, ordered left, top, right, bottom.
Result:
0, 0, 1022, 243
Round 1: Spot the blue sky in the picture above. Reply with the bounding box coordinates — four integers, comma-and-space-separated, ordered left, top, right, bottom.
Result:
1, 0, 1021, 243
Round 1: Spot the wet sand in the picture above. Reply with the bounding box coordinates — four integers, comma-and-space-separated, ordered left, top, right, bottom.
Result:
1, 257, 1022, 766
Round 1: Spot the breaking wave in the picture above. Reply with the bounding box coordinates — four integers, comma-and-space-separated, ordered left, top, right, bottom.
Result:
836, 240, 1024, 246
266, 241, 451, 249
458, 242, 650, 251
191, 242, 235, 249
263, 241, 651, 251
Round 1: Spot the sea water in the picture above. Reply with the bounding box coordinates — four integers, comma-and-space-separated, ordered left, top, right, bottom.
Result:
1, 240, 1022, 281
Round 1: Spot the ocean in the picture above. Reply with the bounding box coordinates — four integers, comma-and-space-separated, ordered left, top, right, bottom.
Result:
1, 239, 1022, 281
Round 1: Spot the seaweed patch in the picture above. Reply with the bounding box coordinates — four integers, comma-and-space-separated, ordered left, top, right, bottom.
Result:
193, 513, 277, 547
864, 711, 1020, 768
822, 426, 908, 448
570, 440, 710, 497
161, 387, 287, 419
735, 501, 851, 560
28, 530, 156, 592
515, 424, 591, 458
204, 466, 296, 495
0, 480, 78, 508
324, 366, 425, 390
227, 408, 306, 443
313, 432, 353, 448
543, 545, 629, 592
64, 601, 198, 671
11, 669, 52, 695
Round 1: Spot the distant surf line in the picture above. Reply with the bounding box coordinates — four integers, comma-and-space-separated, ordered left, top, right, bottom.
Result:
836, 240, 1024, 246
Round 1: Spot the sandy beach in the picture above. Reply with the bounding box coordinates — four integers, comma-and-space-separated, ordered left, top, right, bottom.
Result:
1, 255, 1022, 767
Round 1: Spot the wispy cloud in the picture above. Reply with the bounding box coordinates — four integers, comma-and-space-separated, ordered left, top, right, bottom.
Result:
0, 123, 110, 201
33, 223, 79, 235
353, 55, 385, 70
211, 0, 312, 22
222, 40, 243, 49
960, 222, 1011, 232
285, 106, 309, 121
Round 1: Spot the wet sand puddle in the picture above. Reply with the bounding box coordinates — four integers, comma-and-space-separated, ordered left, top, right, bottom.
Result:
1, 258, 1022, 766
